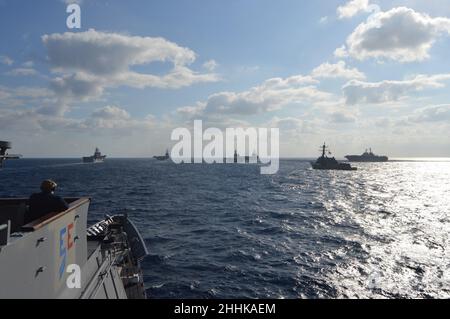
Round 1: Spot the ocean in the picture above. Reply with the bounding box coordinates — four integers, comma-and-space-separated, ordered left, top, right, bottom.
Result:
0, 158, 449, 299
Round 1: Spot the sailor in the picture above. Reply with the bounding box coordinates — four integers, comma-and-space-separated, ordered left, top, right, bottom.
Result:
26, 180, 69, 224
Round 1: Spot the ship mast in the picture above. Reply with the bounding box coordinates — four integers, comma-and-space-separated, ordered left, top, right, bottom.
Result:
320, 143, 331, 158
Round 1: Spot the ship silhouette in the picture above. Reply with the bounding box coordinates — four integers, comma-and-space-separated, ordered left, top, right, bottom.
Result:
83, 147, 106, 163
311, 143, 357, 171
345, 148, 388, 162
154, 149, 170, 161
0, 141, 21, 168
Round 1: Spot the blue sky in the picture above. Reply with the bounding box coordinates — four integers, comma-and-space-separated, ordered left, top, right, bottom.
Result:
1, 0, 450, 157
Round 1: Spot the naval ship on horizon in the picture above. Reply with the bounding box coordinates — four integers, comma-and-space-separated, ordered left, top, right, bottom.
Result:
311, 143, 357, 171
153, 149, 170, 161
83, 147, 106, 163
345, 148, 388, 162
231, 150, 261, 164
0, 141, 21, 168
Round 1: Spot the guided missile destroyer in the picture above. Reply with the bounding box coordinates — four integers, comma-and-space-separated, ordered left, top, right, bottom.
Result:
311, 143, 357, 171
0, 197, 148, 299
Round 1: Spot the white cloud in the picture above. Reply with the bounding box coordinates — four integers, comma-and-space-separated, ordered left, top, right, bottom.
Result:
86, 106, 160, 132
177, 74, 333, 119
42, 29, 219, 100
340, 7, 450, 62
1, 30, 221, 129
270, 117, 303, 130
22, 61, 34, 68
202, 59, 218, 71
0, 85, 52, 102
311, 61, 365, 80
269, 116, 318, 134
42, 29, 196, 75
0, 84, 64, 116
0, 55, 13, 65
409, 104, 450, 123
343, 74, 450, 105
91, 105, 131, 120
62, 0, 83, 5
236, 65, 260, 73
0, 104, 157, 135
6, 68, 38, 76
329, 111, 356, 123
85, 105, 155, 131
337, 0, 377, 19
0, 108, 77, 133
319, 16, 329, 24
334, 45, 349, 58
50, 72, 106, 102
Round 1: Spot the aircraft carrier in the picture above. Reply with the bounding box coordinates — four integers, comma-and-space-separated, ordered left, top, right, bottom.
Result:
345, 148, 388, 162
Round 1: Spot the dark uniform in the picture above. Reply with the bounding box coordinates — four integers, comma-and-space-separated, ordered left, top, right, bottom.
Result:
26, 180, 69, 224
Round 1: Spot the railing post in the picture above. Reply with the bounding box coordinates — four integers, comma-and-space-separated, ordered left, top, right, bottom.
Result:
0, 220, 11, 246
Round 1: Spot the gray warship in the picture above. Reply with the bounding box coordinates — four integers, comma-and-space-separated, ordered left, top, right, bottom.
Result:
0, 197, 148, 298
83, 147, 106, 163
345, 148, 388, 162
311, 143, 357, 171
0, 141, 21, 168
153, 149, 170, 161
232, 150, 260, 164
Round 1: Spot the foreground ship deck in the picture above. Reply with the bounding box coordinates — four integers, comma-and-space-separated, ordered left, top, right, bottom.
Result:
0, 198, 148, 299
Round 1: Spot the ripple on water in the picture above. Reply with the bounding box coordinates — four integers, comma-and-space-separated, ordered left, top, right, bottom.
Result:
1, 159, 449, 298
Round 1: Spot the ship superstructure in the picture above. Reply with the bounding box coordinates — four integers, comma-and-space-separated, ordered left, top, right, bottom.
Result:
83, 147, 106, 163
